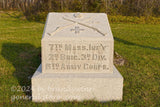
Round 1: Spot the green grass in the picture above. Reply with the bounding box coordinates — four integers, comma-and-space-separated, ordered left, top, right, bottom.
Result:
0, 11, 160, 106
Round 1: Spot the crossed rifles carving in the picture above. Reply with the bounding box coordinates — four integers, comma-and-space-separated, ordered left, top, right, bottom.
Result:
48, 15, 107, 36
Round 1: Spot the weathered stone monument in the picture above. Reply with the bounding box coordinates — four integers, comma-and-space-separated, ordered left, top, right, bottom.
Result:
31, 12, 123, 102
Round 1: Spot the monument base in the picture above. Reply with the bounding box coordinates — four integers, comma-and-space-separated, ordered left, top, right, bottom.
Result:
31, 64, 123, 102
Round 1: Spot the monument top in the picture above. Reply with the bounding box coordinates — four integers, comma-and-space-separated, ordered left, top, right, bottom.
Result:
42, 12, 113, 39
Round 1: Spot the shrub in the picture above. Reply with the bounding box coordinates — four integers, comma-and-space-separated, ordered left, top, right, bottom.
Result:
108, 15, 160, 24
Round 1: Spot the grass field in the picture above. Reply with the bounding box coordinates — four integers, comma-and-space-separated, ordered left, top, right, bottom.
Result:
0, 11, 160, 106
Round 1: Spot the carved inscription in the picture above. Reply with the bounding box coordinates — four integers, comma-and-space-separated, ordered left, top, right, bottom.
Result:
44, 41, 111, 72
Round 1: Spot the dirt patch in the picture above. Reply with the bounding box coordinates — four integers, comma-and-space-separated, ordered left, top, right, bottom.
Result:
114, 51, 127, 66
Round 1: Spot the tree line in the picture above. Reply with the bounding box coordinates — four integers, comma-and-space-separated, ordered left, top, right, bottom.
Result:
0, 0, 160, 17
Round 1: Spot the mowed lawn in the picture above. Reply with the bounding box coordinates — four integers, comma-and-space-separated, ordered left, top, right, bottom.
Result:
0, 11, 160, 106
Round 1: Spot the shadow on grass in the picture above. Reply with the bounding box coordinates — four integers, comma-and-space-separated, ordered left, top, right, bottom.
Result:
114, 37, 160, 50
1, 43, 41, 97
